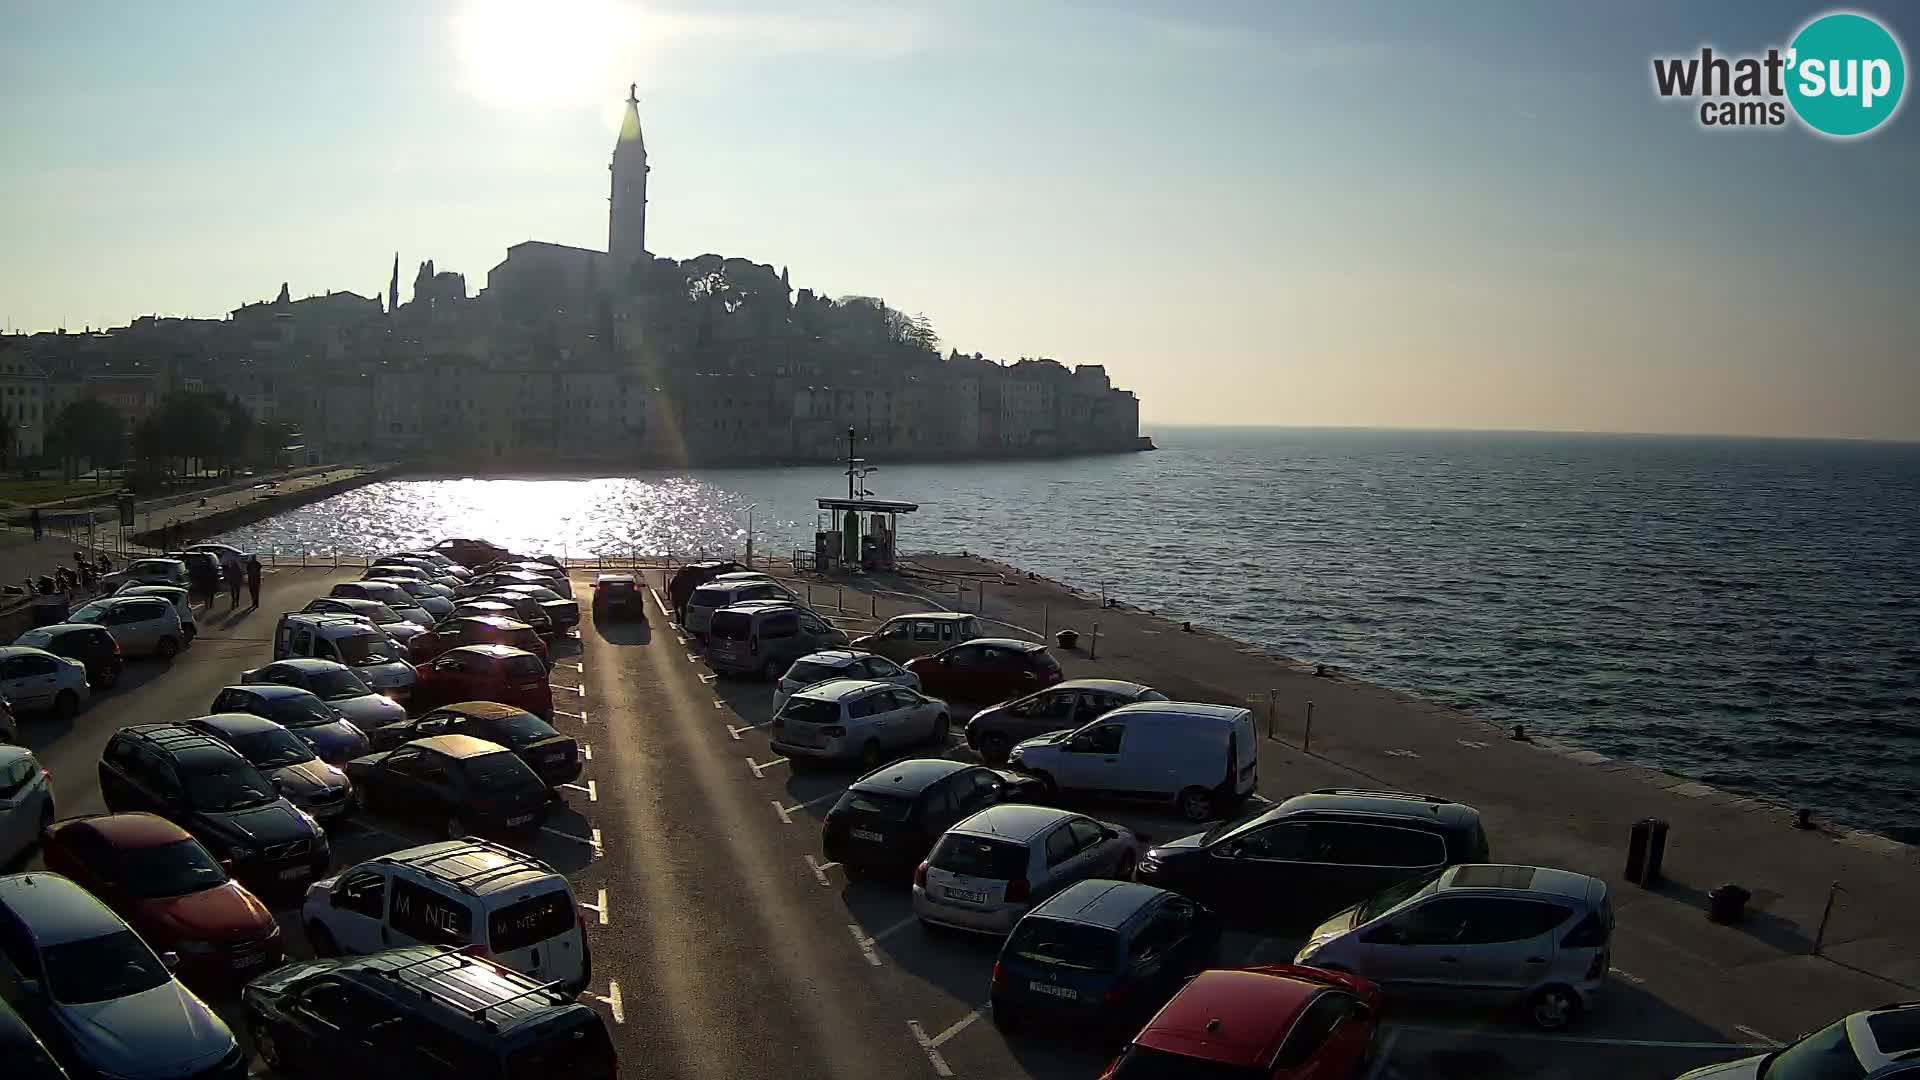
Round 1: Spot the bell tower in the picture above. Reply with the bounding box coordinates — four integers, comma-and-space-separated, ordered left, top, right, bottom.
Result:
609, 83, 649, 270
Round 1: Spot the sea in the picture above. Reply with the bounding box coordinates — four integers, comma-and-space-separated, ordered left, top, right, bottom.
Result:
212, 428, 1920, 840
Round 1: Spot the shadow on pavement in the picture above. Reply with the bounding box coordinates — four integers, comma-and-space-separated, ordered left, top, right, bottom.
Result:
1652, 877, 1815, 955
592, 618, 652, 647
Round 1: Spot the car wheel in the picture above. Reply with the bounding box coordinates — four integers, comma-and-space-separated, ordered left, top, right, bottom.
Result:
156, 636, 180, 660
253, 1023, 283, 1071
990, 999, 1020, 1032
307, 922, 339, 958
1178, 787, 1216, 823
444, 813, 468, 839
1528, 985, 1581, 1031
762, 657, 784, 681
859, 739, 883, 769
52, 689, 79, 722
931, 713, 950, 743
978, 732, 1012, 766
1031, 770, 1058, 798
37, 802, 54, 841
97, 664, 120, 689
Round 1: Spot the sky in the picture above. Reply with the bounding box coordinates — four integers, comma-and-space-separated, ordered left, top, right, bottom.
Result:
2, 0, 1916, 439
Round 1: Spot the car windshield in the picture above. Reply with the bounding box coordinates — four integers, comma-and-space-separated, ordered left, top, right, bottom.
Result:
479, 711, 556, 748
230, 727, 318, 769
358, 603, 403, 624
336, 633, 404, 666
600, 580, 636, 593
511, 585, 561, 601
1202, 804, 1278, 845
267, 695, 339, 728
929, 834, 1030, 880
70, 602, 110, 623
306, 667, 373, 700
15, 629, 51, 647
1005, 917, 1116, 971
709, 612, 752, 640
1108, 1046, 1263, 1080
117, 838, 229, 898
1760, 1020, 1866, 1080
832, 789, 914, 821
131, 561, 176, 575
182, 755, 279, 811
1358, 868, 1445, 923
780, 697, 842, 725
43, 930, 173, 1004
786, 660, 845, 685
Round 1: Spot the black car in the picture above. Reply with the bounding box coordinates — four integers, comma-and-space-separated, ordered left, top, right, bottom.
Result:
822, 759, 1047, 879
1135, 788, 1490, 928
0, 996, 70, 1080
476, 592, 555, 636
491, 583, 578, 632
346, 733, 553, 839
669, 560, 743, 620
590, 574, 643, 620
98, 725, 331, 892
365, 701, 580, 787
11, 623, 122, 690
241, 946, 616, 1080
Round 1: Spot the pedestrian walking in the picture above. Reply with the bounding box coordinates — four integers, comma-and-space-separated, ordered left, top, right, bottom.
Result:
226, 560, 243, 608
29, 507, 42, 540
190, 557, 218, 610
245, 554, 262, 608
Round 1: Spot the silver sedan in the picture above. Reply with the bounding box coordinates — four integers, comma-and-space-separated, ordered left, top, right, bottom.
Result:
912, 804, 1141, 935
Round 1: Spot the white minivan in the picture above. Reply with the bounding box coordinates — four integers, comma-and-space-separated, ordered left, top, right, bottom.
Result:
302, 838, 590, 992
1007, 701, 1258, 822
273, 613, 417, 701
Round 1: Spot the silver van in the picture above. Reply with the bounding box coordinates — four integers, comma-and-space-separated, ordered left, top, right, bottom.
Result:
684, 577, 798, 639
1007, 701, 1258, 822
706, 601, 850, 679
1295, 863, 1613, 1030
273, 613, 417, 702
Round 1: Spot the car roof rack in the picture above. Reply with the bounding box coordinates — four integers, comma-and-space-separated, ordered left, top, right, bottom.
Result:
128, 724, 220, 748
380, 841, 555, 894
1308, 787, 1454, 804
366, 949, 569, 1031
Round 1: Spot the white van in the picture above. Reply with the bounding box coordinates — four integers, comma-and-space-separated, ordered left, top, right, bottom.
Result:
302, 839, 590, 992
274, 612, 417, 701
1007, 701, 1258, 823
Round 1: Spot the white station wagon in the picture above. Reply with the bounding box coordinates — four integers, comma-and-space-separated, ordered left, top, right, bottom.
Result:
770, 678, 951, 769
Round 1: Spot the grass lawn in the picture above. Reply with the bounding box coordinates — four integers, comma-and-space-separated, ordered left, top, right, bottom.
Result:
0, 477, 124, 507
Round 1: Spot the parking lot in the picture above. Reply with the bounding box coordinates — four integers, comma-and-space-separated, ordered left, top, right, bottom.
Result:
7, 563, 1781, 1080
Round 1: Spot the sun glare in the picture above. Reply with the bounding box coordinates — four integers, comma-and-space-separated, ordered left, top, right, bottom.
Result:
455, 0, 624, 108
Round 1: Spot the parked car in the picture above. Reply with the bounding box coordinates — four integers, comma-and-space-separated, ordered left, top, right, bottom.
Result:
181, 714, 353, 824
406, 614, 549, 668
365, 577, 455, 619
485, 562, 574, 599
590, 573, 644, 620
299, 597, 428, 650
0, 700, 15, 745
0, 995, 68, 1080
1137, 789, 1491, 928
443, 598, 520, 624
1295, 863, 1611, 1030
682, 577, 796, 639
992, 880, 1221, 1034
100, 556, 188, 592
242, 657, 408, 735
66, 594, 185, 660
912, 804, 1142, 935
707, 601, 849, 679
345, 733, 554, 839
967, 679, 1168, 765
110, 584, 200, 642
98, 725, 331, 892
489, 582, 579, 632
1008, 701, 1259, 823
167, 550, 224, 592
409, 645, 554, 719
0, 746, 54, 866
185, 543, 249, 576
1674, 1001, 1920, 1078
1099, 965, 1383, 1080
667, 559, 743, 617
906, 638, 1064, 704
389, 549, 474, 579
38, 813, 284, 989
367, 701, 580, 787
771, 679, 951, 769
240, 945, 616, 1079
851, 611, 985, 663
430, 537, 513, 568
0, 647, 90, 720
474, 591, 556, 636
210, 684, 371, 765
10, 624, 121, 691
773, 649, 919, 714
823, 759, 1046, 879
328, 581, 434, 630
301, 839, 590, 990
272, 613, 417, 700
455, 570, 563, 601
0, 872, 244, 1080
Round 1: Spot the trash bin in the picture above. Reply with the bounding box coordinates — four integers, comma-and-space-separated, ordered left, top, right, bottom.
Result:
1626, 818, 1670, 886
1708, 884, 1751, 924
1055, 629, 1079, 650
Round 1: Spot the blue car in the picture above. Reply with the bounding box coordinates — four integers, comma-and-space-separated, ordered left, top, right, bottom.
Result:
990, 879, 1220, 1034
209, 684, 372, 766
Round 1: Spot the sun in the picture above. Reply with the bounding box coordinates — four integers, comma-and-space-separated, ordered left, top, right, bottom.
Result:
454, 0, 624, 108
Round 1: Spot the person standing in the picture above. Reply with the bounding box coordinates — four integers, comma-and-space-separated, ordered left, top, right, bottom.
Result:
225, 559, 243, 608
29, 507, 42, 540
245, 554, 262, 608
190, 556, 218, 610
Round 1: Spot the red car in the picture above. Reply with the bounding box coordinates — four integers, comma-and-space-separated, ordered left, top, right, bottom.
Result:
904, 638, 1063, 704
1100, 965, 1382, 1079
39, 812, 284, 989
409, 643, 553, 719
406, 615, 549, 667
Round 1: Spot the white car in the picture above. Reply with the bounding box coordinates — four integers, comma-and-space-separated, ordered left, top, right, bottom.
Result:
769, 679, 951, 769
772, 650, 919, 714
67, 594, 186, 659
912, 804, 1141, 935
1676, 1002, 1920, 1077
0, 646, 91, 719
329, 581, 434, 630
111, 584, 200, 642
0, 745, 55, 865
100, 557, 188, 592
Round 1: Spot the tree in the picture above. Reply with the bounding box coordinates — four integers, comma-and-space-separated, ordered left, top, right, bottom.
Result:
45, 398, 126, 479
133, 392, 223, 477
218, 396, 256, 475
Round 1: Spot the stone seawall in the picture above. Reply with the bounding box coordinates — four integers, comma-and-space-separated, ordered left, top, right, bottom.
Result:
129, 469, 388, 548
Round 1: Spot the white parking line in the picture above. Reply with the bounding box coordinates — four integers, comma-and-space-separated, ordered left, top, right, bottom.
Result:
730, 719, 773, 741
804, 855, 839, 886
698, 672, 719, 684
929, 1009, 984, 1048
907, 1021, 954, 1078
557, 779, 597, 802
772, 791, 841, 823
686, 652, 703, 664
848, 924, 882, 966
1736, 1025, 1780, 1046
553, 708, 586, 721
868, 914, 918, 943
713, 698, 728, 710
540, 826, 603, 857
554, 683, 585, 695
747, 755, 788, 778
1382, 1023, 1776, 1050
582, 744, 592, 761
648, 586, 673, 620
1363, 1027, 1399, 1080
578, 888, 609, 926
562, 661, 584, 672
606, 980, 624, 1024
1611, 968, 1645, 985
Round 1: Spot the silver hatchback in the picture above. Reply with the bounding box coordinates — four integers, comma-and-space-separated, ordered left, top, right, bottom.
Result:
1295, 863, 1613, 1030
912, 804, 1142, 935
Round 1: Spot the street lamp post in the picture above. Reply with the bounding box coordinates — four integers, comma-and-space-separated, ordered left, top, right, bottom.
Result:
743, 503, 757, 567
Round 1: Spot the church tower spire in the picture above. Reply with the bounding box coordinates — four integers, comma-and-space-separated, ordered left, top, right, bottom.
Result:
609, 83, 649, 272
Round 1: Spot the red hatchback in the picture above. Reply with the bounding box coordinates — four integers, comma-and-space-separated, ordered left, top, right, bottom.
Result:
406, 615, 549, 668
39, 812, 284, 989
410, 643, 553, 719
1100, 965, 1382, 1080
904, 638, 1063, 704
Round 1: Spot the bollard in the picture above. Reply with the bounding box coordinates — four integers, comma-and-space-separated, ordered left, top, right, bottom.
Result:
1304, 700, 1315, 752
808, 582, 815, 607
979, 580, 988, 613
837, 585, 844, 612
1043, 605, 1049, 641
1813, 881, 1841, 954
871, 593, 877, 618
1089, 622, 1099, 661
1266, 690, 1276, 740
1707, 884, 1751, 925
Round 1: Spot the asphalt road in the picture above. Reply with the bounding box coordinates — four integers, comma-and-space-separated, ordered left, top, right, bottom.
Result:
7, 565, 1775, 1080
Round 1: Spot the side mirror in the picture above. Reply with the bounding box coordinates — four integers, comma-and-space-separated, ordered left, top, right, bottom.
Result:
1218, 840, 1244, 859
161, 951, 180, 972
19, 977, 43, 996
1101, 827, 1118, 841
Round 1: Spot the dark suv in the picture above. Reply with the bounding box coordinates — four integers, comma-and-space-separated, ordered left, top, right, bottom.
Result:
241, 945, 617, 1080
98, 725, 331, 892
1135, 788, 1490, 928
668, 560, 743, 620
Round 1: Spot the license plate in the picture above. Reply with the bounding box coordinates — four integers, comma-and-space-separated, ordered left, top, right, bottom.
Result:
1029, 981, 1077, 1000
513, 683, 541, 691
507, 812, 535, 826
277, 867, 310, 881
851, 828, 885, 843
233, 952, 268, 969
945, 887, 987, 903
544, 749, 568, 762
